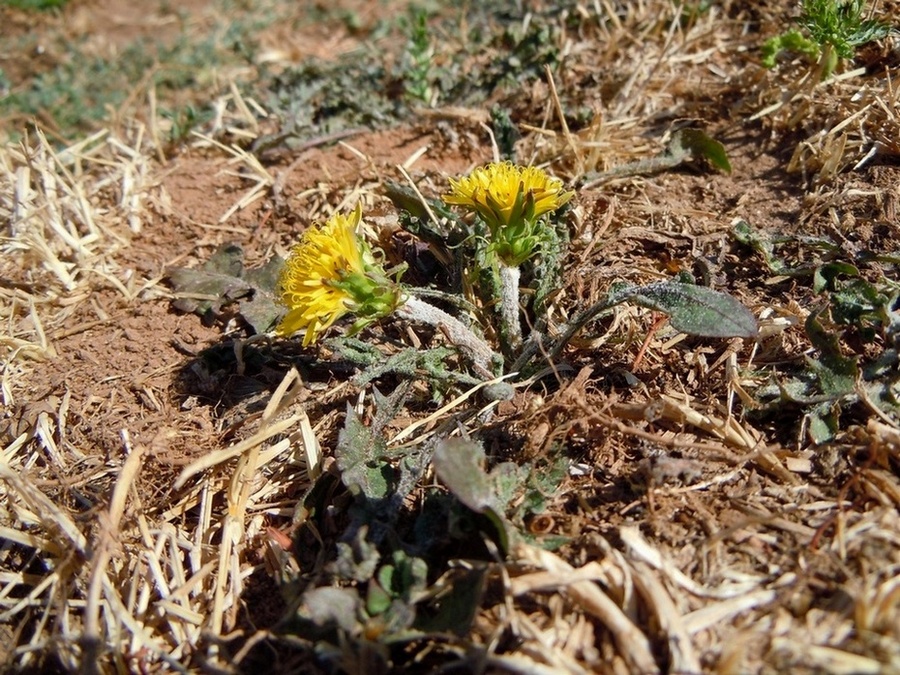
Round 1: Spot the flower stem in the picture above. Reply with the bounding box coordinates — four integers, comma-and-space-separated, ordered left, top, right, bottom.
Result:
498, 263, 522, 356
396, 296, 500, 377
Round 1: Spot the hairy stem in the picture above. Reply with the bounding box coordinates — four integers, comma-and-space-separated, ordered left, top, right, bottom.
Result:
511, 285, 633, 373
396, 296, 499, 377
499, 263, 523, 356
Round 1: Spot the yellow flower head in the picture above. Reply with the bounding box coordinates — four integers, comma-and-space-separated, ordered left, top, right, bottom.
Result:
444, 162, 573, 265
444, 162, 573, 230
276, 204, 402, 345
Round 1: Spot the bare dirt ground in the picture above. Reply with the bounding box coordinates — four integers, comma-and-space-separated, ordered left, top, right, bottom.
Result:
2, 0, 900, 673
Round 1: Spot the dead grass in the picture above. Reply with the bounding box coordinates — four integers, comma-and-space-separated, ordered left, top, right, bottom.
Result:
1, 127, 153, 384
2, 0, 900, 673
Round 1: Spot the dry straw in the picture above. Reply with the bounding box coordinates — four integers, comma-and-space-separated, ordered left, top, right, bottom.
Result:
0, 123, 322, 670
0, 361, 318, 670
3, 2, 900, 669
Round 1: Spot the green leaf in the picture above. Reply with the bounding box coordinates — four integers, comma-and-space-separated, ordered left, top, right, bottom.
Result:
414, 566, 486, 636
799, 0, 892, 58
669, 128, 732, 173
386, 550, 428, 602
241, 254, 285, 334
326, 336, 383, 368
369, 551, 430, 613
861, 379, 900, 419
813, 261, 859, 294
732, 221, 844, 281
806, 401, 840, 444
731, 220, 791, 275
167, 243, 252, 317
490, 106, 521, 160
805, 308, 847, 358
335, 383, 413, 503
805, 309, 858, 397
489, 462, 528, 508
807, 356, 857, 398
432, 438, 512, 553
830, 278, 889, 329
166, 244, 284, 333
288, 587, 362, 640
432, 439, 495, 513
336, 405, 392, 500
334, 526, 381, 583
520, 457, 568, 516
531, 211, 568, 317
761, 28, 821, 67
367, 575, 393, 616
762, 0, 894, 77
329, 340, 481, 401
625, 281, 759, 339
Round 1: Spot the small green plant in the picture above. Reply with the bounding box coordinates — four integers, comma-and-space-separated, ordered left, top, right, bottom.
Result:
164, 148, 757, 664
168, 163, 758, 667
734, 220, 900, 443
762, 0, 893, 77
399, 8, 436, 105
162, 104, 212, 144
433, 438, 570, 551
172, 159, 754, 383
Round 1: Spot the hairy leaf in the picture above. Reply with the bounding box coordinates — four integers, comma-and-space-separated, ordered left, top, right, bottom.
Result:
241, 254, 284, 334
805, 309, 858, 398
166, 243, 283, 333
625, 281, 759, 339
335, 526, 381, 582
813, 261, 859, 294
806, 401, 841, 444
433, 439, 495, 513
337, 405, 392, 500
433, 438, 512, 552
167, 243, 251, 316
289, 587, 361, 640
732, 220, 793, 275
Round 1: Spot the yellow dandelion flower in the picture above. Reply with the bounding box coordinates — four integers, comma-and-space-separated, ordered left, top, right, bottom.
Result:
444, 162, 573, 232
276, 204, 401, 345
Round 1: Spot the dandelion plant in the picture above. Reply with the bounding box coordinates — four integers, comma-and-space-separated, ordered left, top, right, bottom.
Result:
276, 205, 500, 375
276, 205, 404, 345
443, 162, 573, 354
